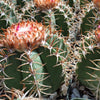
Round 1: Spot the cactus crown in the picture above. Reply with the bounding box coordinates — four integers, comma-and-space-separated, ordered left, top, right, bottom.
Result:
0, 21, 46, 52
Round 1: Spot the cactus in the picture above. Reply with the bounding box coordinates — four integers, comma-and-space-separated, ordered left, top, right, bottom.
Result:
76, 48, 100, 99
0, 0, 69, 98
0, 0, 100, 99
0, 20, 67, 97
75, 0, 100, 99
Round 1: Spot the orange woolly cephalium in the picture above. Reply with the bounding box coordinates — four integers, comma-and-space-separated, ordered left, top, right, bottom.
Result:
34, 0, 59, 9
95, 24, 100, 42
93, 0, 100, 9
0, 21, 46, 52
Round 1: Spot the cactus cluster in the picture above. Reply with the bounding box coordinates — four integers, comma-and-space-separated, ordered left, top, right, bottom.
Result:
0, 0, 100, 99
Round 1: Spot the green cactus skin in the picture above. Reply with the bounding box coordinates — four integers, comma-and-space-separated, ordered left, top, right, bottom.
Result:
76, 48, 100, 99
4, 52, 23, 90
81, 9, 98, 35
37, 47, 64, 94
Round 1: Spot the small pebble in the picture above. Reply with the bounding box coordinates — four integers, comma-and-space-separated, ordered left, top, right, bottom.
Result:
71, 82, 77, 88
61, 84, 68, 96
82, 94, 89, 99
71, 88, 81, 99
49, 92, 57, 100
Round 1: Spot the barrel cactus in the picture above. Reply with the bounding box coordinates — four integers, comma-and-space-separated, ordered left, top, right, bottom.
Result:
0, 0, 100, 99
0, 0, 70, 99
76, 0, 100, 99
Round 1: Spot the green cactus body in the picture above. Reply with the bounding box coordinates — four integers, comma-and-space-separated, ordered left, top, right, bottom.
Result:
76, 48, 100, 98
54, 8, 69, 36
4, 52, 23, 89
37, 47, 64, 93
81, 9, 97, 35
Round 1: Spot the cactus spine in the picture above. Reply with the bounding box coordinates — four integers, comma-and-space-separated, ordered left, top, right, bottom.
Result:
0, 0, 100, 99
